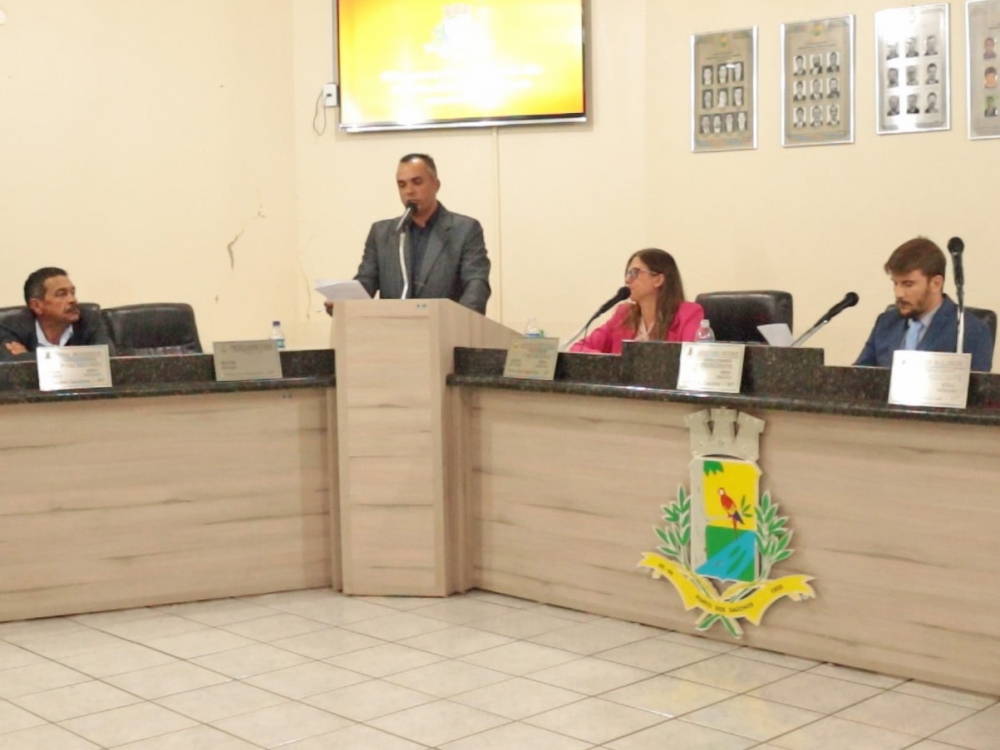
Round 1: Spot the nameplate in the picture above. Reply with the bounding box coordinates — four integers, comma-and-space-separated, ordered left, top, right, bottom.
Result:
36, 345, 113, 392
677, 342, 746, 394
213, 340, 284, 382
503, 337, 560, 381
888, 350, 972, 409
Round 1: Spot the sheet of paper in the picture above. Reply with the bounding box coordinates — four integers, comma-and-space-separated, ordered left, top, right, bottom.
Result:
888, 350, 972, 409
677, 342, 746, 394
757, 323, 794, 347
213, 340, 284, 382
36, 345, 113, 392
315, 279, 371, 301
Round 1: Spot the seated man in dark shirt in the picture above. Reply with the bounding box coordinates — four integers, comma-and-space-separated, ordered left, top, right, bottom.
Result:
0, 267, 115, 360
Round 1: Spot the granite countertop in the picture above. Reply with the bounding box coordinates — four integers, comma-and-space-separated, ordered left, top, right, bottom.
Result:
448, 343, 1000, 427
0, 350, 335, 405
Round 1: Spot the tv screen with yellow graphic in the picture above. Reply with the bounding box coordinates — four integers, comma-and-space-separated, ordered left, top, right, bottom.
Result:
337, 0, 586, 132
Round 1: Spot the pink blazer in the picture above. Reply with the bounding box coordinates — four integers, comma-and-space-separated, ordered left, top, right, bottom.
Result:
570, 301, 705, 354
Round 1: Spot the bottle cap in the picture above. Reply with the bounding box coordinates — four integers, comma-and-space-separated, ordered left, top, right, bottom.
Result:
272, 321, 280, 326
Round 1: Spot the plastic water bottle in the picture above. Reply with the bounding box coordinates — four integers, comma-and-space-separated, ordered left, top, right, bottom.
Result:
524, 318, 545, 338
270, 321, 286, 350
694, 319, 715, 343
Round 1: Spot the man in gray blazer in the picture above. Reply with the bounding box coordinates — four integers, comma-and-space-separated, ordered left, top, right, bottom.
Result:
344, 154, 491, 315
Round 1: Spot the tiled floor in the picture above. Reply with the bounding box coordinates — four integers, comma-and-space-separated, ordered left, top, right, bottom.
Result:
0, 589, 996, 749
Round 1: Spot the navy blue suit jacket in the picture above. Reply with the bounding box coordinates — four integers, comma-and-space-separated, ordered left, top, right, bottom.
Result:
855, 296, 994, 372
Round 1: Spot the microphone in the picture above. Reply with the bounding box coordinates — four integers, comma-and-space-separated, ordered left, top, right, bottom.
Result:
792, 292, 859, 347
563, 286, 631, 350
817, 291, 860, 325
395, 201, 418, 234
948, 236, 964, 289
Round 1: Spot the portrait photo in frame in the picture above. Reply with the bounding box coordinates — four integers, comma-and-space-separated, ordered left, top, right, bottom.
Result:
967, 0, 1000, 139
691, 27, 757, 152
875, 4, 950, 134
782, 16, 855, 147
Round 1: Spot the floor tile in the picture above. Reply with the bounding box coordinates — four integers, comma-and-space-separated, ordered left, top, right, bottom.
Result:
271, 627, 383, 659
264, 597, 396, 626
386, 660, 510, 698
451, 676, 586, 719
837, 691, 977, 737
0, 618, 87, 640
768, 715, 920, 750
220, 613, 329, 642
669, 654, 796, 692
749, 671, 884, 714
892, 680, 998, 710
441, 721, 592, 749
356, 595, 441, 611
0, 699, 47, 733
368, 699, 508, 747
605, 719, 757, 750
472, 610, 577, 639
905, 742, 974, 750
143, 628, 257, 659
932, 703, 1000, 749
155, 599, 277, 627
412, 598, 518, 625
732, 647, 820, 671
189, 642, 310, 678
71, 608, 161, 629
326, 643, 445, 677
0, 643, 44, 671
56, 642, 177, 678
95, 615, 206, 643
244, 661, 368, 698
211, 700, 352, 747
341, 612, 452, 641
6, 629, 127, 660
525, 696, 666, 744
113, 724, 261, 750
11, 680, 141, 722
0, 724, 100, 750
807, 663, 907, 689
656, 631, 741, 653
533, 604, 609, 624
465, 590, 539, 609
529, 621, 658, 655
60, 702, 197, 747
529, 656, 655, 695
155, 680, 287, 722
460, 641, 579, 676
596, 638, 719, 672
305, 679, 435, 721
682, 694, 824, 741
0, 662, 90, 699
283, 723, 427, 749
105, 661, 230, 699
398, 625, 513, 658
602, 675, 736, 717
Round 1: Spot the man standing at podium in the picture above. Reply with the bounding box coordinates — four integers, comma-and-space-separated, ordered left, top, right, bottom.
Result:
855, 238, 993, 371
331, 154, 491, 315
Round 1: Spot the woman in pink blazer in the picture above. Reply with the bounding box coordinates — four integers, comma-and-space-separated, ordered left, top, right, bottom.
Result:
571, 248, 704, 354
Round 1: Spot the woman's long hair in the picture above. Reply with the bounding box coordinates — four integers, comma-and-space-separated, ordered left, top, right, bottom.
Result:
624, 248, 686, 341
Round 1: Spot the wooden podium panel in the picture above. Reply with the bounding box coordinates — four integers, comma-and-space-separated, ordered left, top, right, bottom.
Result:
333, 300, 514, 596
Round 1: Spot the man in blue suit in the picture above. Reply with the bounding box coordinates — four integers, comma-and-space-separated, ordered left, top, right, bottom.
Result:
855, 237, 994, 371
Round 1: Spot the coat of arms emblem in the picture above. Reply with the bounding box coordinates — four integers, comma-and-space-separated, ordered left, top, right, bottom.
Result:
639, 408, 816, 638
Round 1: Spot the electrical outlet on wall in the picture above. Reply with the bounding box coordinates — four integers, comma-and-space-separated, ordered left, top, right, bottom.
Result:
323, 83, 338, 108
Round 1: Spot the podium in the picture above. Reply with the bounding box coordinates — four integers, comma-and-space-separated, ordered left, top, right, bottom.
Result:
332, 299, 516, 596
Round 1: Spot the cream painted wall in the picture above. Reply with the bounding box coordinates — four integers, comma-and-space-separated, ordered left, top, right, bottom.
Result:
3, 0, 997, 369
646, 0, 1000, 367
0, 0, 299, 345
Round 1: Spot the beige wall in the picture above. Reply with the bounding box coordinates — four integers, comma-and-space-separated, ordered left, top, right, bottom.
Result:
3, 1, 999, 367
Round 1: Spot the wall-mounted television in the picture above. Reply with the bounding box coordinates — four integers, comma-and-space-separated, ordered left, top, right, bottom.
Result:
337, 0, 587, 133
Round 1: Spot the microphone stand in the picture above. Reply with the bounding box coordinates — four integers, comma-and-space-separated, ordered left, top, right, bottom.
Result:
791, 319, 830, 348
956, 281, 965, 355
562, 322, 591, 351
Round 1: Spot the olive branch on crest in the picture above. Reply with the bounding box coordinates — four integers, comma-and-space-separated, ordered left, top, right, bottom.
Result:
653, 486, 794, 639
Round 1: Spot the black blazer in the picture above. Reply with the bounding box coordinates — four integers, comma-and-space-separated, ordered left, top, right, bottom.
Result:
0, 307, 116, 361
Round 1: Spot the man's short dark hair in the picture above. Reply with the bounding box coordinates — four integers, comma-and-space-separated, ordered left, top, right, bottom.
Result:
399, 153, 437, 177
24, 267, 68, 306
884, 237, 946, 280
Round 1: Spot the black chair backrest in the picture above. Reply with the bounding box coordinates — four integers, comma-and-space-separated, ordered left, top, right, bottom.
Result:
102, 303, 202, 356
966, 306, 997, 346
693, 291, 794, 343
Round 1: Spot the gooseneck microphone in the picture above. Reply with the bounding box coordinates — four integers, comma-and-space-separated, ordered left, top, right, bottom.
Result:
563, 286, 631, 350
792, 292, 859, 347
396, 201, 419, 299
948, 236, 966, 354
